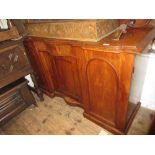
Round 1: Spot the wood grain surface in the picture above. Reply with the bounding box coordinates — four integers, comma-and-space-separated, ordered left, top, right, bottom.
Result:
0, 94, 154, 135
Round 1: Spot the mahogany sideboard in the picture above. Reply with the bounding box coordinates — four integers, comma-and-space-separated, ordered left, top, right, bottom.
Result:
24, 27, 155, 134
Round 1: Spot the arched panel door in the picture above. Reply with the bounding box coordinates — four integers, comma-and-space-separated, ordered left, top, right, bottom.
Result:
24, 39, 54, 93
86, 58, 120, 126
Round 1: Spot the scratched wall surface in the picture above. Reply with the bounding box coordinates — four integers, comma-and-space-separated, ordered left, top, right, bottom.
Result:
25, 19, 119, 42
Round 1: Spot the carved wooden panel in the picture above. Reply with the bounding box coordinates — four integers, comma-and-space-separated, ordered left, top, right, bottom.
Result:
86, 58, 119, 125
0, 45, 30, 80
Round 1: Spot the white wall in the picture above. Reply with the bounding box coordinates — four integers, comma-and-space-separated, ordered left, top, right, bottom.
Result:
129, 53, 155, 110
140, 54, 155, 110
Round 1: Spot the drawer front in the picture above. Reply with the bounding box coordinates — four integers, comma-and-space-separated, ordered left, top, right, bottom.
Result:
45, 42, 75, 57
0, 45, 31, 80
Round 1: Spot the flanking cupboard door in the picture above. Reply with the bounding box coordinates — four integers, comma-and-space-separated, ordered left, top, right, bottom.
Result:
24, 39, 55, 96
84, 57, 119, 126
82, 50, 126, 132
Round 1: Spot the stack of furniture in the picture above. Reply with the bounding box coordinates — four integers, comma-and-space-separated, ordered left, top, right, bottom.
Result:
0, 20, 43, 126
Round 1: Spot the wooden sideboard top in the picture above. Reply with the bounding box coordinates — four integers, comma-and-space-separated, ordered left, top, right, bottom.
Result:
27, 27, 155, 54
99, 27, 155, 52
82, 27, 155, 53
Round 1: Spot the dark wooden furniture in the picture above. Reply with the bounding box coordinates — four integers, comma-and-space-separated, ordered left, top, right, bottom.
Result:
24, 27, 155, 134
0, 78, 36, 125
0, 38, 44, 125
0, 39, 43, 100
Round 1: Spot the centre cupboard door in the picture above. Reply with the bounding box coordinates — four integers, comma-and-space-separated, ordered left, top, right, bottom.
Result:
46, 43, 82, 104
53, 56, 81, 101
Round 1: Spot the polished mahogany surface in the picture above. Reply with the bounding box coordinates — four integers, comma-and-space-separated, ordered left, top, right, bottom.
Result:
98, 27, 155, 52
24, 27, 155, 134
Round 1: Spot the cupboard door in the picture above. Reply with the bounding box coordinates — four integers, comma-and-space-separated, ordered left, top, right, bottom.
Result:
36, 50, 55, 93
24, 39, 55, 94
85, 57, 120, 126
53, 56, 81, 101
45, 43, 82, 102
24, 39, 44, 88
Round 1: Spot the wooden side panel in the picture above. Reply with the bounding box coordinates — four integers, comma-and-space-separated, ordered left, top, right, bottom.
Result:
0, 43, 32, 88
86, 58, 119, 126
117, 53, 136, 131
